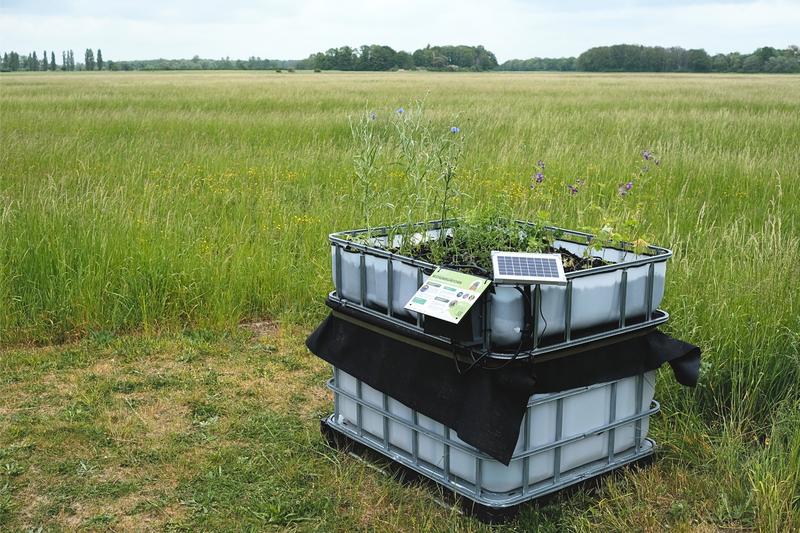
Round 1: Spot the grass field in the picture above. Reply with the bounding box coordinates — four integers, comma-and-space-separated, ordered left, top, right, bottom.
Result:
1, 71, 799, 531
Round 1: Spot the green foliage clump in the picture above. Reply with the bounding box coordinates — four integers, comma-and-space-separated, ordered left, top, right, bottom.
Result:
349, 104, 663, 269
575, 44, 800, 73
428, 206, 552, 271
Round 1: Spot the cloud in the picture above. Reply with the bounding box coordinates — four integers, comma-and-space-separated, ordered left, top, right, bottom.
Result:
1, 0, 798, 61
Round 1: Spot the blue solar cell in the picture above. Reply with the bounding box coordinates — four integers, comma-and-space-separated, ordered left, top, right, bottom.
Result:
496, 256, 559, 278
492, 252, 567, 285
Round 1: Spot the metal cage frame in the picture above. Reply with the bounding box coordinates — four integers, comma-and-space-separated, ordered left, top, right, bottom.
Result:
329, 219, 672, 361
325, 367, 658, 508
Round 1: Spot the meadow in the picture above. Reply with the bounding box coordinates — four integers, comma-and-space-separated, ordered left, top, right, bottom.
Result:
1, 71, 799, 531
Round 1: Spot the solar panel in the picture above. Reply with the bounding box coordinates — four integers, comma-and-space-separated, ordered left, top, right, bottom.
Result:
491, 251, 568, 285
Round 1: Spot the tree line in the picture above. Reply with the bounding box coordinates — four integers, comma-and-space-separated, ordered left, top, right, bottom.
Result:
0, 51, 298, 72
3, 44, 799, 73
302, 44, 498, 71
497, 57, 577, 71
104, 57, 299, 71
1, 49, 103, 71
572, 44, 800, 73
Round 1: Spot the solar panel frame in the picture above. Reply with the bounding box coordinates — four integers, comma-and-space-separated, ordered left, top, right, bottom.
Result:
491, 251, 568, 285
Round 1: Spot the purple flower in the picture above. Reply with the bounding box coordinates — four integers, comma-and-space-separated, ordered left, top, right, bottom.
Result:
370, 111, 377, 120
396, 107, 404, 115
567, 178, 584, 195
642, 150, 652, 161
534, 172, 544, 183
450, 126, 460, 134
537, 159, 545, 169
618, 181, 634, 196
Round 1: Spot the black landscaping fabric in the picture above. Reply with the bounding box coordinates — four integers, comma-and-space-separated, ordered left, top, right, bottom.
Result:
307, 311, 701, 465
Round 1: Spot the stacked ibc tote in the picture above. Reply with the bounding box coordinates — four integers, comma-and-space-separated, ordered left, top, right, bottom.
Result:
307, 220, 701, 522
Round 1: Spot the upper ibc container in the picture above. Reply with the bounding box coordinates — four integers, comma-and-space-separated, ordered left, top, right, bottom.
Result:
329, 220, 671, 358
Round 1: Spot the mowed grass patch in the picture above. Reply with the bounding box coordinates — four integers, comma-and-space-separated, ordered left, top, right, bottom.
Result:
1, 329, 797, 531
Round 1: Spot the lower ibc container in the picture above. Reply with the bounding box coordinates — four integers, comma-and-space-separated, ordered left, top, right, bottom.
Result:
325, 368, 659, 508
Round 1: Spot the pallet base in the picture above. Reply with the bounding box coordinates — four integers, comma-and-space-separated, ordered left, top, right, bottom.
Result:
321, 416, 656, 524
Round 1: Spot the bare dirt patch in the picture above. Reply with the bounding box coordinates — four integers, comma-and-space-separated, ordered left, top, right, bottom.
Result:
87, 358, 119, 377
239, 320, 279, 339
104, 393, 190, 444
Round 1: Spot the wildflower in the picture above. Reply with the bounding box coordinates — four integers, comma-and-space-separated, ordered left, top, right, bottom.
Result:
537, 159, 545, 170
370, 111, 377, 120
567, 178, 584, 195
642, 150, 652, 161
534, 172, 544, 183
618, 181, 634, 196
450, 126, 460, 134
396, 107, 404, 115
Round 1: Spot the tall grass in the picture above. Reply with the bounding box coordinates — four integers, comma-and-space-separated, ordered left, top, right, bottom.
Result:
2, 71, 799, 528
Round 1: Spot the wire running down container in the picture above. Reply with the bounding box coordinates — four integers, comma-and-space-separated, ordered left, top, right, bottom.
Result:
330, 220, 672, 360
325, 367, 658, 508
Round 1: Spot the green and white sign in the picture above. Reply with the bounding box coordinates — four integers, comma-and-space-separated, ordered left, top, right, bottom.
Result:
404, 267, 492, 324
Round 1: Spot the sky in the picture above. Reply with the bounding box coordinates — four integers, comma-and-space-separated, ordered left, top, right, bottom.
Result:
1, 0, 799, 62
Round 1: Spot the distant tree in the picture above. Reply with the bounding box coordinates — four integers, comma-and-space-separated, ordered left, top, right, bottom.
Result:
578, 44, 710, 72
69, 50, 75, 71
352, 44, 395, 70
742, 54, 763, 72
85, 48, 95, 70
430, 52, 448, 69
764, 54, 800, 73
473, 45, 498, 70
665, 47, 688, 71
50, 51, 56, 70
412, 46, 433, 68
1, 52, 7, 71
498, 56, 577, 71
62, 51, 67, 71
710, 53, 729, 72
31, 51, 39, 71
641, 46, 667, 71
329, 46, 355, 70
42, 50, 48, 70
396, 50, 414, 70
754, 46, 778, 63
97, 49, 103, 70
726, 52, 743, 72
687, 49, 711, 72
10, 52, 20, 71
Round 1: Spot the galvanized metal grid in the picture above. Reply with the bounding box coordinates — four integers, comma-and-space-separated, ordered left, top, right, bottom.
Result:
327, 368, 659, 508
329, 219, 672, 361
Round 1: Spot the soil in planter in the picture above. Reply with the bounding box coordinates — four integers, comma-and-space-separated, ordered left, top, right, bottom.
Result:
392, 237, 608, 277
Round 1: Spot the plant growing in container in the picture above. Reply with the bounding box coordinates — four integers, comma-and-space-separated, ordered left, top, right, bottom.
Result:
333, 105, 671, 355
